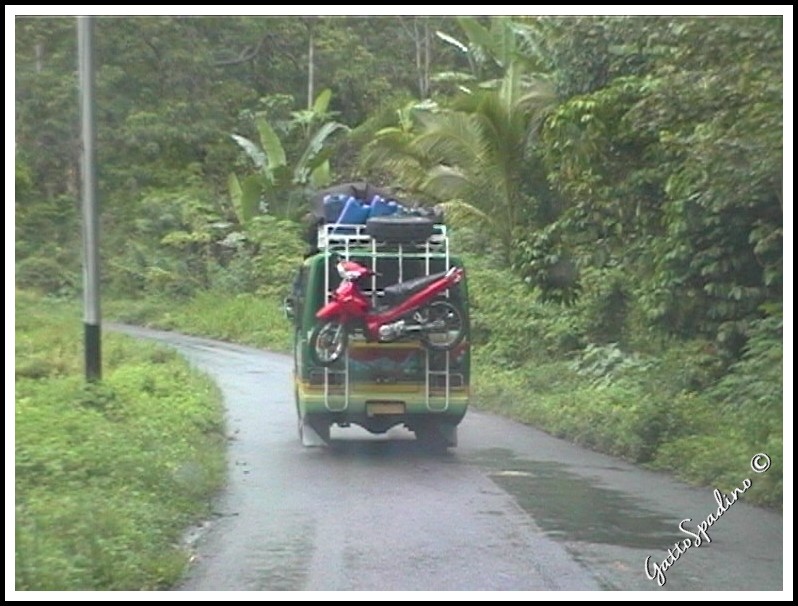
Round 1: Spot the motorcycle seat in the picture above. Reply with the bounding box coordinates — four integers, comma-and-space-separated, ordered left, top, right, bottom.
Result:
381, 271, 448, 305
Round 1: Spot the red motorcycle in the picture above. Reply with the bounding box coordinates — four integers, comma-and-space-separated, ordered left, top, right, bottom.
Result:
310, 258, 466, 366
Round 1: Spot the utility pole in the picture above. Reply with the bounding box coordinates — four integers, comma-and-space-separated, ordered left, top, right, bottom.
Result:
78, 16, 101, 381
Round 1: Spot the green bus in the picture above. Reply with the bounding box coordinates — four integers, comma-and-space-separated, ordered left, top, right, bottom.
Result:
285, 222, 470, 448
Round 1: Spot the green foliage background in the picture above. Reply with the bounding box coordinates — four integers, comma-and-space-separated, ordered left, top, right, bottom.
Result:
14, 14, 784, 589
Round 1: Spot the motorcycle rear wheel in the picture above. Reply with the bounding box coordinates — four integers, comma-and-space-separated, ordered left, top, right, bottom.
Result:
309, 320, 348, 366
420, 299, 466, 351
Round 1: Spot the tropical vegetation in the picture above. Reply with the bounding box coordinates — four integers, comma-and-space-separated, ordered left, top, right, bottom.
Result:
14, 13, 783, 588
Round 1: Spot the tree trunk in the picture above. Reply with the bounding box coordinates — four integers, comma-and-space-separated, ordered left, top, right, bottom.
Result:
414, 19, 423, 98
413, 18, 433, 99
424, 20, 431, 98
307, 28, 314, 109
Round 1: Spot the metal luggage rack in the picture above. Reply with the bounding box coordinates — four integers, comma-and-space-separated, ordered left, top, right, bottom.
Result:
319, 222, 453, 414
317, 223, 448, 251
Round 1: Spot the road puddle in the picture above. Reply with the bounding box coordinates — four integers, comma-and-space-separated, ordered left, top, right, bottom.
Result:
470, 448, 677, 549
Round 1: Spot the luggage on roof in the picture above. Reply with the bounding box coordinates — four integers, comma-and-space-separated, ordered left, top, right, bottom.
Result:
304, 182, 444, 253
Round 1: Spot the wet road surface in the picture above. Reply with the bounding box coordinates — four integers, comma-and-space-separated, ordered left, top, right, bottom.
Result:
111, 325, 784, 592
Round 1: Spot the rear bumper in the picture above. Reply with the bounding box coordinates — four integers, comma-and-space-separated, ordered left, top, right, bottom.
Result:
296, 380, 468, 430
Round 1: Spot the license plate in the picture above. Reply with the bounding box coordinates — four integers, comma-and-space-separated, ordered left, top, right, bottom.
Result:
366, 401, 406, 416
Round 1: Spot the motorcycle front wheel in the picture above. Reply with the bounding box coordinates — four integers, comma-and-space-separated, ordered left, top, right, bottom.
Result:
309, 320, 348, 367
420, 299, 466, 351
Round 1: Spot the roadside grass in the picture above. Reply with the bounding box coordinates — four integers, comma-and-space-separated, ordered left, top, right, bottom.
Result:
14, 291, 226, 590
105, 291, 292, 352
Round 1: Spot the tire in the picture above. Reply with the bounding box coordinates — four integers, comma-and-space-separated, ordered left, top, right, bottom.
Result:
366, 216, 434, 243
309, 320, 348, 367
419, 299, 466, 351
414, 423, 456, 450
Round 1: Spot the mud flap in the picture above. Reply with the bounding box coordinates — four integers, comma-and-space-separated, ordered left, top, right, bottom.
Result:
439, 423, 458, 447
299, 415, 330, 447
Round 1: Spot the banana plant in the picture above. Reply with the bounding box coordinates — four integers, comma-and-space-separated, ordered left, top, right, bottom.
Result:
229, 89, 349, 223
434, 16, 551, 92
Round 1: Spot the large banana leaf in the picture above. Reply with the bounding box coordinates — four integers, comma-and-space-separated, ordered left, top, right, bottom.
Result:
312, 88, 332, 116
293, 121, 349, 184
228, 172, 262, 225
230, 134, 266, 172
435, 30, 469, 53
309, 159, 331, 189
255, 117, 287, 171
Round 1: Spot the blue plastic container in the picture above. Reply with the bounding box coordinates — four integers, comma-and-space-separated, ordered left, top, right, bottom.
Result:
323, 194, 347, 223
336, 196, 371, 225
368, 196, 400, 219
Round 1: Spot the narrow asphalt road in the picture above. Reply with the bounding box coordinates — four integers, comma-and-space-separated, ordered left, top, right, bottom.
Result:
111, 325, 785, 593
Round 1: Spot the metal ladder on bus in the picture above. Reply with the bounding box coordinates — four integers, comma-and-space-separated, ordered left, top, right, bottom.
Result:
422, 231, 451, 412
320, 226, 356, 412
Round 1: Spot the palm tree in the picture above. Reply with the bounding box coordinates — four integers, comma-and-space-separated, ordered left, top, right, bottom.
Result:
358, 17, 556, 261
422, 65, 554, 258
362, 63, 554, 261
357, 99, 439, 192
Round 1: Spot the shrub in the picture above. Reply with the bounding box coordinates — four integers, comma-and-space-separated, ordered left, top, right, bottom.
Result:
15, 256, 78, 295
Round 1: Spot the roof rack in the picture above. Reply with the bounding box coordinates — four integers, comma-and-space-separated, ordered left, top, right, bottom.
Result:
317, 223, 448, 251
